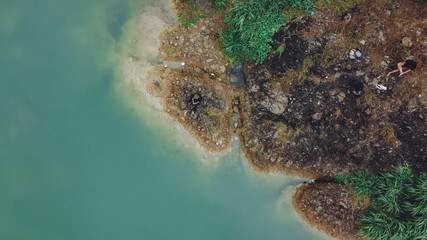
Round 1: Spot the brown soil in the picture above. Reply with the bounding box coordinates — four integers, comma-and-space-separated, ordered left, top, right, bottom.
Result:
239, 0, 427, 178
147, 66, 232, 152
293, 182, 368, 240
159, 0, 228, 78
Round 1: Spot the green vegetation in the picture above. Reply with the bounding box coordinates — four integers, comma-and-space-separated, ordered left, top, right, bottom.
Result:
221, 0, 317, 64
154, 80, 162, 89
165, 48, 173, 56
315, 0, 359, 13
178, 0, 208, 28
275, 122, 294, 143
335, 166, 427, 240
380, 122, 397, 146
209, 0, 229, 9
302, 56, 314, 75
221, 0, 287, 64
289, 0, 317, 10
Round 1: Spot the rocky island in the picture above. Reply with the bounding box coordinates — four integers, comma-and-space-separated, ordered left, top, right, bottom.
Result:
141, 0, 426, 239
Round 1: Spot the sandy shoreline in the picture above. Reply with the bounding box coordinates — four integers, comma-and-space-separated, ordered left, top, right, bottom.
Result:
114, 0, 233, 164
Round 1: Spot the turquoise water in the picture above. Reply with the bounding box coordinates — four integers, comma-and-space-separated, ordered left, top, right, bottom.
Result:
0, 0, 322, 239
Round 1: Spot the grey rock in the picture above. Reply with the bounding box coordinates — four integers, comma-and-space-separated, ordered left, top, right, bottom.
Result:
194, 68, 204, 74
260, 89, 288, 115
178, 35, 185, 46
329, 88, 341, 96
203, 39, 212, 49
228, 64, 245, 87
311, 112, 323, 121
337, 92, 346, 102
381, 61, 387, 68
401, 37, 413, 47
356, 70, 365, 76
233, 105, 239, 113
196, 0, 214, 11
379, 31, 385, 42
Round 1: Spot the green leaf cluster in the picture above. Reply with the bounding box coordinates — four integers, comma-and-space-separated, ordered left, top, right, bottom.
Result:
220, 0, 317, 64
335, 166, 427, 240
178, 0, 208, 28
288, 0, 318, 10
209, 0, 229, 9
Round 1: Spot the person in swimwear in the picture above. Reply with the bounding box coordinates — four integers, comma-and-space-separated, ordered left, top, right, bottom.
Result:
387, 60, 417, 77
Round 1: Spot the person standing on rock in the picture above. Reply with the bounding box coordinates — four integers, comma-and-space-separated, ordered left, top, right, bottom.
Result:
387, 60, 417, 77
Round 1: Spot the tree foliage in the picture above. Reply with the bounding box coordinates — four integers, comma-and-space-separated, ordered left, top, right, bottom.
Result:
335, 166, 427, 240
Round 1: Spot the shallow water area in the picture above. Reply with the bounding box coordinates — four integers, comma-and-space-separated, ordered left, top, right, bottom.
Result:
1, 0, 325, 239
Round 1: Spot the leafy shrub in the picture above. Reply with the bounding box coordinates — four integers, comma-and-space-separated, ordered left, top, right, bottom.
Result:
335, 166, 427, 240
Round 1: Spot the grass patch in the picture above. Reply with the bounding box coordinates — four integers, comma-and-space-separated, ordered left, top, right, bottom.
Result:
275, 68, 303, 93
315, 0, 360, 13
275, 122, 294, 143
165, 48, 173, 56
204, 109, 232, 122
313, 43, 345, 68
178, 0, 209, 28
302, 56, 315, 76
209, 0, 229, 10
380, 122, 397, 146
221, 0, 318, 64
335, 165, 427, 240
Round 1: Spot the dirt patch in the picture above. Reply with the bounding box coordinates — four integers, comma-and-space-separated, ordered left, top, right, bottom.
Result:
147, 66, 233, 152
159, 0, 228, 78
293, 182, 367, 240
